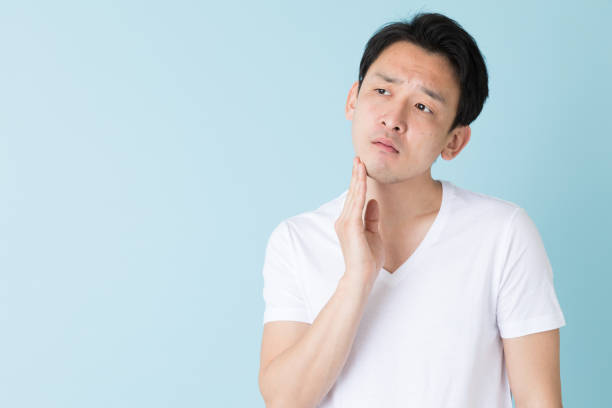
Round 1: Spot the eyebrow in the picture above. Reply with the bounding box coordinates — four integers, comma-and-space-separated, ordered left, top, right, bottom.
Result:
372, 71, 448, 106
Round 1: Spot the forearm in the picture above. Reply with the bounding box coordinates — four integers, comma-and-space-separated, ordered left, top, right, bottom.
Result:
261, 275, 372, 408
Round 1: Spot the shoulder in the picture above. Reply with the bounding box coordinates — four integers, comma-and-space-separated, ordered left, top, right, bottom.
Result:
443, 181, 525, 240
447, 180, 521, 220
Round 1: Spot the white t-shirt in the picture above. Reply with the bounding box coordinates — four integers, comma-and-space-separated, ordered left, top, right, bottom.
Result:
261, 179, 566, 407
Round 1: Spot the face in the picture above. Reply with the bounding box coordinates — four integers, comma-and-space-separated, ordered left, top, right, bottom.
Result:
345, 40, 471, 184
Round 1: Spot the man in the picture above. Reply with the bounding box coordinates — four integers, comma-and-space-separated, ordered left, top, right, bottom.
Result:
258, 12, 566, 408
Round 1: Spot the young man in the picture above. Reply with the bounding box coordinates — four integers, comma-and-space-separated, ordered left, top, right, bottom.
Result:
259, 12, 566, 408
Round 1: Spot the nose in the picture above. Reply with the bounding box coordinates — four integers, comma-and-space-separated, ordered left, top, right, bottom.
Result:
380, 105, 407, 134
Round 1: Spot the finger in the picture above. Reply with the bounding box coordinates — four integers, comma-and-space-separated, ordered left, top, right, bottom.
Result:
364, 199, 380, 233
348, 159, 361, 221
352, 160, 366, 221
340, 157, 358, 221
349, 157, 358, 194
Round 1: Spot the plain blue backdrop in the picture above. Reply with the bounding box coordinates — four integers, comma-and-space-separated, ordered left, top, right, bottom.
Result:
1, 1, 610, 407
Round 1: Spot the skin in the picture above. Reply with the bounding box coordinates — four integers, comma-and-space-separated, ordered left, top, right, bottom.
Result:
344, 40, 471, 270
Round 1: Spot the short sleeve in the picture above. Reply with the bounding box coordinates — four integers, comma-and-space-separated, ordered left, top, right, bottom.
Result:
262, 220, 311, 325
496, 207, 566, 338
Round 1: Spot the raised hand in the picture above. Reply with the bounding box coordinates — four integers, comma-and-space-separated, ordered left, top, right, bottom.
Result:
334, 156, 385, 292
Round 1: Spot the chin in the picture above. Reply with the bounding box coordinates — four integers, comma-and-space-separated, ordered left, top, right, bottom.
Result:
364, 164, 404, 185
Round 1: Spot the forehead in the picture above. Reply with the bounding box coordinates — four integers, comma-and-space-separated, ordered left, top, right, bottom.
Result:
367, 41, 459, 93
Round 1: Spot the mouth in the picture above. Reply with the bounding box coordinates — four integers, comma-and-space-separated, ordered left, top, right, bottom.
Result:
373, 141, 398, 153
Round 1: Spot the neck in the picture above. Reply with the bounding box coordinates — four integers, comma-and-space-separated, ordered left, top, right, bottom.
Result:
364, 169, 442, 233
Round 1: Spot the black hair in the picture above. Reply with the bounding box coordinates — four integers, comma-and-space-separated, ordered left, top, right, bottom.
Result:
357, 12, 489, 133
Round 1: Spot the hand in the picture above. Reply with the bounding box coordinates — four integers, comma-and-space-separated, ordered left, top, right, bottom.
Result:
334, 156, 385, 291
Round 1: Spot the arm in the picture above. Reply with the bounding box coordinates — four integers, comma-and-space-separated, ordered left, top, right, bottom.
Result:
259, 276, 372, 408
260, 157, 383, 407
502, 328, 563, 408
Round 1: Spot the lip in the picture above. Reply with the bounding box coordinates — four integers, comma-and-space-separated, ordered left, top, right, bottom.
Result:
374, 142, 398, 153
372, 137, 399, 153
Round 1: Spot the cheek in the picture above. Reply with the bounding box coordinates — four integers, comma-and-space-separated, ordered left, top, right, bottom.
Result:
365, 100, 379, 115
410, 132, 442, 158
351, 108, 373, 138
354, 99, 379, 121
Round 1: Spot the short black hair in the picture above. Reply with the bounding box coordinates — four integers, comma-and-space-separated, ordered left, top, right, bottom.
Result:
357, 12, 489, 133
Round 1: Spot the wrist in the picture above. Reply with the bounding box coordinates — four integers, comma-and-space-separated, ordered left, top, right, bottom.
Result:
339, 274, 374, 298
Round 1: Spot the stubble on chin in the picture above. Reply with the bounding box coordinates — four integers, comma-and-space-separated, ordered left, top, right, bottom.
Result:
363, 161, 404, 185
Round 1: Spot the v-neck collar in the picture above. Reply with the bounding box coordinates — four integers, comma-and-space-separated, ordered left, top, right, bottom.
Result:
376, 179, 453, 287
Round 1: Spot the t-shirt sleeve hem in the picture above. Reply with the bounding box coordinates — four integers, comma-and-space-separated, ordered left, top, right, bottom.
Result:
263, 307, 312, 325
498, 312, 566, 339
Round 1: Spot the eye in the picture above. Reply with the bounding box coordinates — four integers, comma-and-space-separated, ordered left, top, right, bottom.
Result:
374, 89, 434, 114
416, 103, 433, 114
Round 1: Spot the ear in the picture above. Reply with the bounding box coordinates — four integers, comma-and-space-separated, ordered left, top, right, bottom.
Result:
345, 80, 360, 121
440, 125, 471, 160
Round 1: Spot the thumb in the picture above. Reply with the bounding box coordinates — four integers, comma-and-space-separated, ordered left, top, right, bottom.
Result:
364, 199, 380, 233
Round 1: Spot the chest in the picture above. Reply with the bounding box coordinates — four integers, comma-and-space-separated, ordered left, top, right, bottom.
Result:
324, 251, 506, 407
382, 213, 438, 274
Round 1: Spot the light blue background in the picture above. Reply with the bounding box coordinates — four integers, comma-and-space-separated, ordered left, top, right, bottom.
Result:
1, 1, 610, 407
